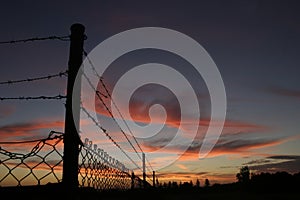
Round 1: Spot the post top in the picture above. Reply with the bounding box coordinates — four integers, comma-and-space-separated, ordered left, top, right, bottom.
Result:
70, 23, 85, 34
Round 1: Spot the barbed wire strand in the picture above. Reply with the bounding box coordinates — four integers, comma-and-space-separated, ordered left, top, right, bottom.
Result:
83, 51, 144, 158
84, 51, 155, 173
0, 94, 66, 101
81, 63, 142, 161
146, 157, 154, 172
0, 70, 68, 85
146, 174, 153, 183
80, 105, 142, 171
83, 51, 142, 150
0, 35, 70, 45
82, 71, 108, 98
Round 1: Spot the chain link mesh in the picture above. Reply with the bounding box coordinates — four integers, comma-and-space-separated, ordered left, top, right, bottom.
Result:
0, 133, 150, 189
78, 138, 146, 191
0, 131, 64, 186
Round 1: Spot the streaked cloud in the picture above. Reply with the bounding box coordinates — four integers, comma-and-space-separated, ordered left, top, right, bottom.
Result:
246, 155, 300, 174
141, 132, 288, 160
0, 120, 64, 141
267, 86, 300, 98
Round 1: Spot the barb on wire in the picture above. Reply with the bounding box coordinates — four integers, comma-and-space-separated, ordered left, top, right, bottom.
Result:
0, 35, 70, 45
82, 71, 107, 98
0, 70, 68, 85
0, 94, 66, 101
83, 50, 103, 79
80, 105, 141, 171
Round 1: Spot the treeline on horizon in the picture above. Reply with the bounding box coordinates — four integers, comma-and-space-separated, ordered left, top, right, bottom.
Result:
1, 168, 299, 200
154, 167, 300, 193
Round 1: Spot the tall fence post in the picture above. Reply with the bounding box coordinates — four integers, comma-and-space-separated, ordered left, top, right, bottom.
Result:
153, 171, 155, 187
131, 171, 135, 189
62, 23, 85, 190
142, 153, 146, 188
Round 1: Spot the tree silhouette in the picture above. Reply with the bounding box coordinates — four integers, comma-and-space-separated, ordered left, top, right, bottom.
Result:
196, 179, 200, 188
204, 178, 210, 187
236, 166, 250, 183
172, 181, 178, 189
181, 181, 193, 189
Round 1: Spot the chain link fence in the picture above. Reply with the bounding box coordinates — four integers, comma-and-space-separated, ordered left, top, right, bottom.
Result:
0, 132, 148, 190
0, 131, 63, 186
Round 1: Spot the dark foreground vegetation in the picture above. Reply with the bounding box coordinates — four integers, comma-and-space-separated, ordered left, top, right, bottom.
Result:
1, 171, 300, 200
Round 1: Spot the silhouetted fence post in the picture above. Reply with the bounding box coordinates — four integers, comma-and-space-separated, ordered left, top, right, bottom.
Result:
142, 153, 146, 188
131, 171, 135, 189
153, 171, 155, 187
62, 23, 85, 190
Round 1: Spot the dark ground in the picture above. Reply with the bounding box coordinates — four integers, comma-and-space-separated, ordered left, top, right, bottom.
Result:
1, 183, 299, 200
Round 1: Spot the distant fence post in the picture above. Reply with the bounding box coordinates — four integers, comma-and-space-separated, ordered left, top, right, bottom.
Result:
142, 153, 146, 188
131, 171, 135, 189
62, 23, 85, 190
153, 171, 155, 187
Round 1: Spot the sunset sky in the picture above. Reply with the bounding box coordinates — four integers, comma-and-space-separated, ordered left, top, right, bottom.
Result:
0, 0, 300, 185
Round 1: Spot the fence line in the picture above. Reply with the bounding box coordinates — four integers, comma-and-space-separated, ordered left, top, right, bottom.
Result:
0, 24, 155, 190
80, 105, 142, 171
83, 51, 154, 174
79, 138, 132, 190
0, 132, 151, 189
0, 33, 70, 187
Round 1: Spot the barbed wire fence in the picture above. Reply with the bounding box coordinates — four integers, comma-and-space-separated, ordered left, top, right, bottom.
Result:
0, 24, 155, 191
0, 34, 69, 187
82, 52, 155, 186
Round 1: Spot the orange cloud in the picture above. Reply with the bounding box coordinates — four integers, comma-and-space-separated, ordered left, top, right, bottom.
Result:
177, 164, 188, 170
139, 135, 290, 162
0, 120, 64, 142
89, 88, 267, 137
